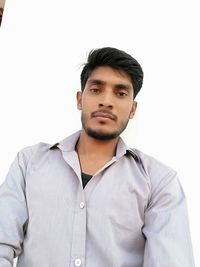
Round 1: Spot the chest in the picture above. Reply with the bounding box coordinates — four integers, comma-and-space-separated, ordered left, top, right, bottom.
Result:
25, 154, 150, 221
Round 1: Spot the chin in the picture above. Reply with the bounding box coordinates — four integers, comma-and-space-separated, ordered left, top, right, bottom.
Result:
85, 127, 120, 141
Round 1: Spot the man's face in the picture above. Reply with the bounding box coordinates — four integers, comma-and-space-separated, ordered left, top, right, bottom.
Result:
77, 66, 137, 140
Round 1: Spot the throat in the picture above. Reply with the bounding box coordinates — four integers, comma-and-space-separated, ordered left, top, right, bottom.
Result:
78, 154, 113, 176
76, 129, 118, 175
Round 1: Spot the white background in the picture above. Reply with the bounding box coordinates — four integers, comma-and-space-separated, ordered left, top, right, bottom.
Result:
0, 0, 199, 266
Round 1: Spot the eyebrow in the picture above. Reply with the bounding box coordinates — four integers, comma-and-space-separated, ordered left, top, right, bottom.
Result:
87, 79, 132, 91
87, 79, 106, 86
114, 84, 132, 91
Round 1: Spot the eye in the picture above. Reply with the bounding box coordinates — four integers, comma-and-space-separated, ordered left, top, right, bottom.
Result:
90, 88, 100, 94
116, 91, 128, 97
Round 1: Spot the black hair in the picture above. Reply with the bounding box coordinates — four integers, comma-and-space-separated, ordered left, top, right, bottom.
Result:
80, 47, 143, 99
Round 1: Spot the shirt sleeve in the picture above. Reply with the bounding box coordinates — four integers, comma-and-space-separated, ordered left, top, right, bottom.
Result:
142, 170, 195, 267
0, 151, 28, 267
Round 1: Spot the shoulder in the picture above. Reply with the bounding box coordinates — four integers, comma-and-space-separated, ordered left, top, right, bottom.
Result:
131, 148, 176, 175
17, 142, 53, 168
129, 148, 180, 191
129, 148, 185, 207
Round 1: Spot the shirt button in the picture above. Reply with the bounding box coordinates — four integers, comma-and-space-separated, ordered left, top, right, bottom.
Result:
74, 258, 82, 266
79, 202, 85, 209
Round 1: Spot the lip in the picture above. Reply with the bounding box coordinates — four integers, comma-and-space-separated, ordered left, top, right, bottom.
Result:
94, 112, 113, 120
92, 112, 115, 120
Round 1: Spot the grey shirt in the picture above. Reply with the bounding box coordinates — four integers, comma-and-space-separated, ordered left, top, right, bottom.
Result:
0, 131, 195, 267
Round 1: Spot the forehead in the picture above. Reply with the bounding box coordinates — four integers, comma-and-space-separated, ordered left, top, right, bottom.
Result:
87, 66, 133, 86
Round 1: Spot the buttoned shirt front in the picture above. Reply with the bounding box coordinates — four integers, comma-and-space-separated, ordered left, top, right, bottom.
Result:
0, 131, 195, 267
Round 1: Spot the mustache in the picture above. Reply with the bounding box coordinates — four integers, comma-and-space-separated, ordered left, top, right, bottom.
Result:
91, 110, 117, 121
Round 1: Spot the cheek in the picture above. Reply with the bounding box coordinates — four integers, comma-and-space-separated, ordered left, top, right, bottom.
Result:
82, 98, 97, 114
120, 106, 134, 119
81, 103, 93, 121
81, 109, 89, 120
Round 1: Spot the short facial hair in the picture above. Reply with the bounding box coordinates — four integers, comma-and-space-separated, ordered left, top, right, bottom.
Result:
81, 112, 129, 141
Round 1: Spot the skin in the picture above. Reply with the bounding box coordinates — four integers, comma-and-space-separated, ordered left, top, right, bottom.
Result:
76, 66, 137, 175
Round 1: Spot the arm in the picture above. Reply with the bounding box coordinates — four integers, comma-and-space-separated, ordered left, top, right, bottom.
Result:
142, 171, 195, 267
0, 151, 28, 267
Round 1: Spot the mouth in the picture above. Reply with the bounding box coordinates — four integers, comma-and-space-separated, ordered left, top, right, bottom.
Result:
91, 111, 116, 121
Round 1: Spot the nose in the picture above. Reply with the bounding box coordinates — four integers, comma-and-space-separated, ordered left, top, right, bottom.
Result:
98, 91, 113, 109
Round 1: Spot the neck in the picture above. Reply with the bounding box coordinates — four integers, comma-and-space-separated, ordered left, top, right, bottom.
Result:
76, 129, 119, 159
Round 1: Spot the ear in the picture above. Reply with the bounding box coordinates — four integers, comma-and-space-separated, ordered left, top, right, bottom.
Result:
129, 101, 137, 119
76, 91, 82, 110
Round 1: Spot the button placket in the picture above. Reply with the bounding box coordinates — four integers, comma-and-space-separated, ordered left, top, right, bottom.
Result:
79, 202, 85, 209
74, 258, 82, 266
70, 191, 86, 267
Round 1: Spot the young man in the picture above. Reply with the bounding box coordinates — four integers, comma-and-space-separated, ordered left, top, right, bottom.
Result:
0, 47, 195, 267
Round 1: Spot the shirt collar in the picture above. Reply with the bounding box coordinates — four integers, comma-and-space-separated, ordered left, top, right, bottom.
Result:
49, 131, 81, 152
49, 130, 139, 161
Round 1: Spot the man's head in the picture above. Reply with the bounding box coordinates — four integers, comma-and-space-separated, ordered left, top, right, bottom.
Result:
80, 47, 143, 99
77, 47, 144, 141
